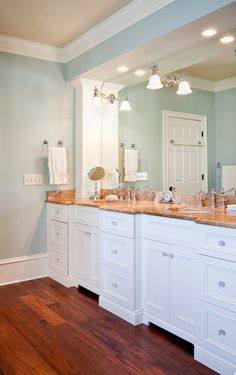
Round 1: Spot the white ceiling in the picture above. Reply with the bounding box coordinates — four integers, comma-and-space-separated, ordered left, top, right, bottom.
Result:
0, 0, 132, 47
81, 2, 236, 86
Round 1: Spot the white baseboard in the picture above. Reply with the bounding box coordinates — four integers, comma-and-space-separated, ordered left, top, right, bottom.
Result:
99, 296, 143, 326
0, 253, 48, 286
194, 346, 236, 375
48, 269, 74, 288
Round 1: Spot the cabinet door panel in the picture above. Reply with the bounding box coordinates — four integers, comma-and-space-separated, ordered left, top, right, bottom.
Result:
170, 244, 197, 337
142, 239, 169, 321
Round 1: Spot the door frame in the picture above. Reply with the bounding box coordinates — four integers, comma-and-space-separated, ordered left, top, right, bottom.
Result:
162, 110, 208, 192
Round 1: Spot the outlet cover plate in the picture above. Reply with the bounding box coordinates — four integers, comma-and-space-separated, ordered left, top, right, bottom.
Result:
136, 172, 148, 181
23, 174, 43, 186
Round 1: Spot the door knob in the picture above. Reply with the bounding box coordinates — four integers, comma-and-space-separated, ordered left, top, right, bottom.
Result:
169, 186, 175, 192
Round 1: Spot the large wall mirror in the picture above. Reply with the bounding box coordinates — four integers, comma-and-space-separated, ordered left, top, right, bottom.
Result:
84, 3, 236, 193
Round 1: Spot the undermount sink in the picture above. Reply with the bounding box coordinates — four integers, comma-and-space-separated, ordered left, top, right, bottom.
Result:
164, 206, 211, 214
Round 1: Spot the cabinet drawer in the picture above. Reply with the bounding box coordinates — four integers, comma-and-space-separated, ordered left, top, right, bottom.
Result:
48, 220, 67, 250
70, 205, 99, 227
101, 233, 134, 273
200, 226, 236, 260
198, 302, 236, 362
100, 211, 134, 238
47, 203, 68, 222
198, 255, 236, 312
142, 215, 196, 245
101, 265, 134, 309
50, 248, 67, 276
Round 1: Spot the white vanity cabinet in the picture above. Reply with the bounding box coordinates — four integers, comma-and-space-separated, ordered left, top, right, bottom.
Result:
47, 203, 69, 286
142, 215, 197, 344
99, 210, 142, 325
195, 224, 236, 375
69, 205, 100, 294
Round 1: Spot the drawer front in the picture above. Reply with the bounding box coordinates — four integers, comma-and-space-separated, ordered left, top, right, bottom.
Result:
101, 265, 134, 309
70, 205, 99, 227
50, 248, 67, 276
48, 220, 67, 250
100, 211, 134, 238
101, 233, 134, 273
202, 228, 236, 259
198, 302, 236, 361
198, 255, 236, 312
47, 203, 68, 222
142, 214, 196, 245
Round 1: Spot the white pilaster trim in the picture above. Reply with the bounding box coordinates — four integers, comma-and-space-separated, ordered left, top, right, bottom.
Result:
0, 0, 174, 63
0, 253, 48, 286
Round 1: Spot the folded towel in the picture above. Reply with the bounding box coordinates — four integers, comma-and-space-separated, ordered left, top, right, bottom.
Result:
48, 147, 69, 185
124, 149, 138, 182
226, 204, 236, 211
221, 165, 236, 192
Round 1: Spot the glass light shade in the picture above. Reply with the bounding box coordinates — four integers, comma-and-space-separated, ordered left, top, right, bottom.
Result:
119, 98, 132, 112
177, 80, 192, 95
147, 74, 163, 89
91, 95, 102, 107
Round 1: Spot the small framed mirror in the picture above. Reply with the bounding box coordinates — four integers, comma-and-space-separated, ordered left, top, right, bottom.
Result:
87, 166, 105, 199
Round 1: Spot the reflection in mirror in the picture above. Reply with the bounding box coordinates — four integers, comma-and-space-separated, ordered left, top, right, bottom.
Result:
87, 166, 105, 200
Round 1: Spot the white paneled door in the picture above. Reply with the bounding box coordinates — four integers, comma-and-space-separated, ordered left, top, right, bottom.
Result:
163, 111, 208, 192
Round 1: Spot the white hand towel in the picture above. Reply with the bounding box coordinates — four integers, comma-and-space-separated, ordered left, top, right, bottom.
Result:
48, 147, 69, 185
124, 149, 138, 182
221, 165, 236, 192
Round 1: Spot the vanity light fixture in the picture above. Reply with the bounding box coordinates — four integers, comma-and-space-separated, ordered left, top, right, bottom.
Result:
220, 35, 235, 44
91, 85, 132, 111
147, 65, 192, 95
201, 28, 217, 37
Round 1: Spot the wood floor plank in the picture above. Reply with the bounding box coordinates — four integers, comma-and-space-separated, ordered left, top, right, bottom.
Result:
0, 278, 217, 375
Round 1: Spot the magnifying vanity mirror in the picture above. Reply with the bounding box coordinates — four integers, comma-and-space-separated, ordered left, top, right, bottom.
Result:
87, 166, 105, 200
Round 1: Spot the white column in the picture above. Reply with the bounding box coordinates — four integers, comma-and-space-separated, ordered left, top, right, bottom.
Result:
71, 78, 123, 198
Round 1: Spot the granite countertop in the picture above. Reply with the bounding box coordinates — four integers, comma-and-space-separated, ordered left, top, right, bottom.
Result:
46, 193, 236, 229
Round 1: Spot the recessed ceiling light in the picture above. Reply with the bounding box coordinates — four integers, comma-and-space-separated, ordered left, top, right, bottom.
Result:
117, 66, 129, 73
220, 35, 235, 44
201, 28, 217, 37
134, 70, 146, 76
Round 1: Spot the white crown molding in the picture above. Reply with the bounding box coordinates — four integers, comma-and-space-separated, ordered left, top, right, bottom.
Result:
214, 76, 236, 92
190, 75, 236, 92
63, 0, 175, 63
0, 0, 174, 63
0, 34, 64, 62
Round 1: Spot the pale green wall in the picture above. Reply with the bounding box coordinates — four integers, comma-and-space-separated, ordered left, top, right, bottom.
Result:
0, 52, 74, 260
215, 88, 236, 191
119, 82, 216, 190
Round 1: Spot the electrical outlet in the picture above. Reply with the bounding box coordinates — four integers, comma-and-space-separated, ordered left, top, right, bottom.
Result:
136, 172, 148, 181
23, 174, 43, 186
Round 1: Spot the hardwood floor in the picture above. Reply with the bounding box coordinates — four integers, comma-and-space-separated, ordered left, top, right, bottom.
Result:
0, 278, 217, 375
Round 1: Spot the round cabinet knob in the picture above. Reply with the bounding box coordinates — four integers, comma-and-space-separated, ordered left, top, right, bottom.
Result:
112, 221, 117, 227
56, 210, 60, 214
112, 282, 118, 288
112, 249, 118, 255
162, 252, 168, 257
218, 240, 226, 247
169, 253, 174, 259
56, 232, 60, 236
218, 329, 226, 336
218, 281, 226, 288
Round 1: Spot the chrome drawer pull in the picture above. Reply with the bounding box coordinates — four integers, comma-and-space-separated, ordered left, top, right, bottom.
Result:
112, 221, 117, 226
218, 240, 226, 247
169, 253, 174, 259
56, 258, 60, 262
218, 281, 226, 288
55, 210, 60, 214
112, 249, 118, 255
218, 329, 226, 336
85, 232, 91, 236
162, 252, 168, 257
56, 232, 60, 236
112, 282, 118, 288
